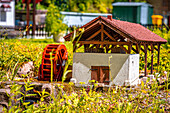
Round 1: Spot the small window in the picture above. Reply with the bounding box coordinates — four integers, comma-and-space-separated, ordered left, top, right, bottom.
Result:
1, 11, 6, 22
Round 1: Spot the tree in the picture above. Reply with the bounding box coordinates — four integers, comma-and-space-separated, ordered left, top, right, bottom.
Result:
45, 1, 67, 42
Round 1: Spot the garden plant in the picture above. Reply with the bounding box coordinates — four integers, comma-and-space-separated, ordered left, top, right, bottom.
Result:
0, 28, 169, 112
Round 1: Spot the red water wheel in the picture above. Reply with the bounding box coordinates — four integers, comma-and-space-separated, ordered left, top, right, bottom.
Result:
38, 44, 68, 81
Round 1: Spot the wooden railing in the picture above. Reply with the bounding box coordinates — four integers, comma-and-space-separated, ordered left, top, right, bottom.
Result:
16, 24, 49, 37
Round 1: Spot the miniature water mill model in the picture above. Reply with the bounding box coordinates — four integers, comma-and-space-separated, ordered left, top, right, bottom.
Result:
38, 44, 68, 81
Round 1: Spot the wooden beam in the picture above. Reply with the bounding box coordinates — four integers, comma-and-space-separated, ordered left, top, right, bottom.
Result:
73, 42, 76, 52
144, 44, 148, 76
84, 21, 99, 32
132, 46, 138, 53
86, 29, 101, 41
77, 43, 83, 49
136, 43, 141, 53
101, 24, 104, 41
148, 47, 151, 51
102, 22, 138, 43
151, 44, 154, 74
157, 44, 160, 66
105, 45, 109, 53
77, 41, 130, 45
154, 47, 158, 51
101, 24, 104, 48
89, 44, 96, 49
128, 43, 132, 54
120, 45, 128, 53
32, 0, 36, 37
26, 0, 30, 36
103, 30, 116, 41
141, 47, 145, 53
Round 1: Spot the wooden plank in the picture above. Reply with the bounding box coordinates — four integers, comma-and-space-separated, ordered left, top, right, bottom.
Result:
105, 45, 109, 53
73, 42, 76, 52
102, 22, 138, 43
101, 25, 104, 48
84, 20, 99, 32
86, 29, 101, 41
120, 45, 128, 53
77, 43, 83, 49
144, 44, 148, 76
128, 43, 132, 54
157, 44, 160, 66
136, 43, 141, 53
101, 25, 104, 41
32, 0, 36, 37
151, 44, 154, 74
132, 46, 138, 53
154, 47, 158, 51
103, 30, 116, 41
148, 47, 151, 51
77, 41, 130, 45
26, 0, 30, 36
141, 47, 145, 53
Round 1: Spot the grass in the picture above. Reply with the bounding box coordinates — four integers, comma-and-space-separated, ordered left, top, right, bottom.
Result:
0, 28, 169, 112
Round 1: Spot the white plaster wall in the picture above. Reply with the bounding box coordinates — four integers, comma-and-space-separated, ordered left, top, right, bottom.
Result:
111, 58, 129, 86
73, 53, 139, 86
0, 0, 15, 27
128, 54, 139, 85
73, 62, 91, 83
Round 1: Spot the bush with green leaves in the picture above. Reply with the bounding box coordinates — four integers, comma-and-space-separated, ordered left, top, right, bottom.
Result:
45, 0, 67, 42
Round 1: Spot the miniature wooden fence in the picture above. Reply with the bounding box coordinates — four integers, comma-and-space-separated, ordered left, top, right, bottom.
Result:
0, 24, 49, 38
17, 24, 49, 37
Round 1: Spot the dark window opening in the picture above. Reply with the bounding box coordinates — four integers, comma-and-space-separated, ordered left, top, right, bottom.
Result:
1, 11, 6, 22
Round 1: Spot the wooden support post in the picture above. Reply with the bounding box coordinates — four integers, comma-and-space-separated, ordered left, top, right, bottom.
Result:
136, 43, 141, 54
32, 0, 36, 38
151, 44, 154, 74
86, 29, 101, 41
157, 44, 160, 66
128, 43, 132, 54
101, 24, 104, 48
26, 0, 30, 37
144, 44, 148, 76
105, 45, 109, 53
73, 42, 76, 52
132, 47, 138, 53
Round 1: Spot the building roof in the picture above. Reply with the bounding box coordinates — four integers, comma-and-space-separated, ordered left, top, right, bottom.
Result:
64, 16, 167, 44
61, 11, 111, 27
61, 11, 111, 17
112, 2, 152, 7
1, 4, 11, 8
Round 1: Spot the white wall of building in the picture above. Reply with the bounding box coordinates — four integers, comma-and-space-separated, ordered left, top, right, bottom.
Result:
73, 53, 139, 86
0, 0, 15, 27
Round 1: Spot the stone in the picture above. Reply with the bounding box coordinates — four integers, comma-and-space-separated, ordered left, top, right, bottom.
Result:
42, 84, 57, 103
70, 78, 77, 84
0, 89, 10, 109
17, 61, 34, 78
142, 77, 148, 84
147, 75, 154, 80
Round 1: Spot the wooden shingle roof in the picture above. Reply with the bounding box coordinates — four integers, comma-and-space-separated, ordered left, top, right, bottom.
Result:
64, 16, 167, 44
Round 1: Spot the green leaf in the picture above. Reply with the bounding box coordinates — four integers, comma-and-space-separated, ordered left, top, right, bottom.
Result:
26, 94, 37, 97
26, 87, 34, 91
